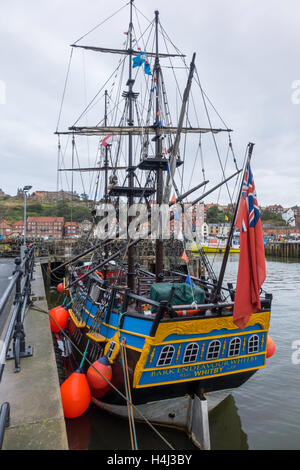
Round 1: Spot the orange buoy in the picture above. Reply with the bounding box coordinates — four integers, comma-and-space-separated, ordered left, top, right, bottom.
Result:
57, 283, 65, 293
60, 368, 91, 419
49, 306, 69, 333
87, 356, 112, 398
266, 335, 276, 358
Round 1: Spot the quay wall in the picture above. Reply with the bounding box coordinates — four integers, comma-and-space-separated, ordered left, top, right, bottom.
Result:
0, 261, 69, 450
264, 241, 300, 260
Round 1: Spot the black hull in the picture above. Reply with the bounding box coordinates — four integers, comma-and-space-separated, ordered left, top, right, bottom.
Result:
101, 369, 256, 406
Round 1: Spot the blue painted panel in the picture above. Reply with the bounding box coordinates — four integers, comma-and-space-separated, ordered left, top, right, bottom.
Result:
139, 353, 266, 386
122, 315, 153, 336
163, 324, 263, 342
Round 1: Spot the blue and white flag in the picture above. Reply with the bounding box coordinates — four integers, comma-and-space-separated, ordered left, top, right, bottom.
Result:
185, 273, 194, 288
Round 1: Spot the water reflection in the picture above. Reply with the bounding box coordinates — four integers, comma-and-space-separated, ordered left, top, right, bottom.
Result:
209, 395, 248, 450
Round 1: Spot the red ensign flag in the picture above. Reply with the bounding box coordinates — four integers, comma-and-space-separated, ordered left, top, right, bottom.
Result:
233, 163, 266, 329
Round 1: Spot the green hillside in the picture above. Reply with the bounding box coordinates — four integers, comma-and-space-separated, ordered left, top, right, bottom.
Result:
0, 199, 92, 223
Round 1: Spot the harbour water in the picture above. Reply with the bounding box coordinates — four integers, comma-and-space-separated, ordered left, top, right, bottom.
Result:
45, 255, 300, 450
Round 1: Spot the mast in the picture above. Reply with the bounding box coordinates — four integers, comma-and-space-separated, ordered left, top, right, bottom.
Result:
163, 53, 196, 204
211, 142, 255, 303
154, 10, 164, 281
104, 90, 109, 202
103, 90, 109, 280
127, 0, 135, 291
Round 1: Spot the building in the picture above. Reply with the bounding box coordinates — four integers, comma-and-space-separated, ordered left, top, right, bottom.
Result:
27, 217, 64, 240
266, 204, 285, 215
282, 209, 295, 227
0, 219, 12, 238
64, 221, 79, 238
79, 220, 93, 237
291, 206, 300, 218
12, 220, 24, 237
262, 225, 300, 238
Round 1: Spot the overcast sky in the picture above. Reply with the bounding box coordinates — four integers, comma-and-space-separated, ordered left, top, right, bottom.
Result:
1, 0, 300, 207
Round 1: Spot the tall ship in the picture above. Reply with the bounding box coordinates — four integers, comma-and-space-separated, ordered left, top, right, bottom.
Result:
51, 0, 273, 450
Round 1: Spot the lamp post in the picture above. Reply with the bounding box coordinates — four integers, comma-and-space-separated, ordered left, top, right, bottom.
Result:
21, 185, 32, 259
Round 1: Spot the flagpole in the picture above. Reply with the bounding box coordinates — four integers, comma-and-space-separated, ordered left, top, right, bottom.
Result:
211, 142, 255, 303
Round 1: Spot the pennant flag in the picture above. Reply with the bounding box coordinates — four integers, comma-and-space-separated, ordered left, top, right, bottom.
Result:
174, 212, 179, 221
181, 250, 189, 264
185, 273, 194, 288
144, 62, 152, 75
170, 194, 176, 204
100, 134, 114, 147
133, 53, 145, 68
233, 162, 266, 329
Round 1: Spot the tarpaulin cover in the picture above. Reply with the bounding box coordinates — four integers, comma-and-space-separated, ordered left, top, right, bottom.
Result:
150, 282, 205, 311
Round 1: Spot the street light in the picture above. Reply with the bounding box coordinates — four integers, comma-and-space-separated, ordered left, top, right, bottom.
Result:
22, 185, 32, 258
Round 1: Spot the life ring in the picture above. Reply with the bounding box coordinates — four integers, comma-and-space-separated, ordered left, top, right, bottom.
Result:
175, 309, 201, 317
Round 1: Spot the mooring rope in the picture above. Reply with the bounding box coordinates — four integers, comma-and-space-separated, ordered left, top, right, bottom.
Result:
120, 338, 138, 450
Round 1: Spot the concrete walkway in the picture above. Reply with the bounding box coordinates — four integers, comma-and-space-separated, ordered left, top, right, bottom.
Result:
0, 263, 69, 450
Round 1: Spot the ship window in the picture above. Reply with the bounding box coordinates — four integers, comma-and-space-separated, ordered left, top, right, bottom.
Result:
183, 343, 199, 363
107, 341, 116, 359
206, 340, 221, 360
248, 334, 259, 354
156, 345, 175, 367
228, 337, 241, 357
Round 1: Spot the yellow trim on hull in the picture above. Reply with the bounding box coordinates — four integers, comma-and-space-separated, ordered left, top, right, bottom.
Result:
133, 311, 270, 388
69, 309, 86, 328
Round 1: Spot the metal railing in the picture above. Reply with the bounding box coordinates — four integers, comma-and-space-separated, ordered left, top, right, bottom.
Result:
0, 245, 35, 449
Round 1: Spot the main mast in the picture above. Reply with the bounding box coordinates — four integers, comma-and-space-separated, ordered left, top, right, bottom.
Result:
154, 10, 164, 280
127, 0, 135, 291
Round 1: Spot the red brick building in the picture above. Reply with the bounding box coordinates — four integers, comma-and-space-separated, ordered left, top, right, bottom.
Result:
64, 221, 79, 238
262, 225, 300, 237
12, 220, 24, 236
27, 217, 64, 240
266, 204, 284, 214
0, 219, 12, 238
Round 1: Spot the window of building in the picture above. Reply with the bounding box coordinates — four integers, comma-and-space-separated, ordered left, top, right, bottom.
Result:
183, 343, 199, 363
206, 340, 221, 360
156, 345, 175, 367
248, 334, 259, 354
228, 337, 241, 357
